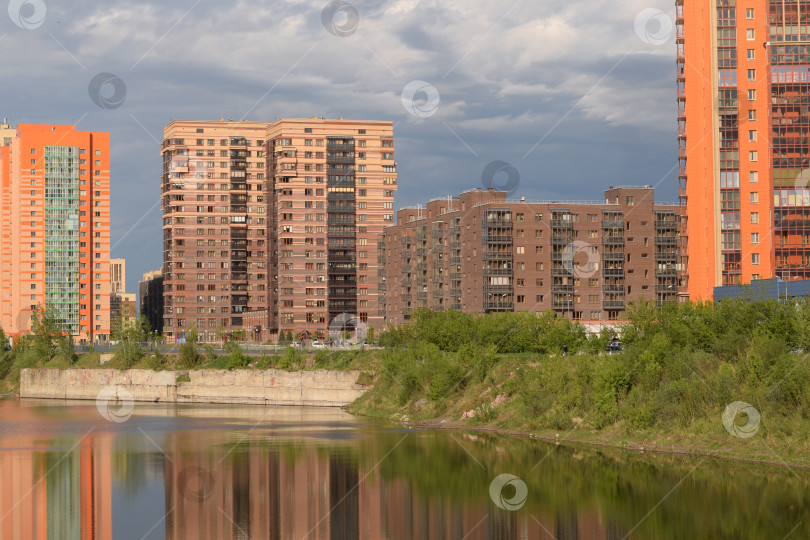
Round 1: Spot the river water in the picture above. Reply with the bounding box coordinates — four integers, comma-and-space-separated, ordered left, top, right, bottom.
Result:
0, 399, 806, 539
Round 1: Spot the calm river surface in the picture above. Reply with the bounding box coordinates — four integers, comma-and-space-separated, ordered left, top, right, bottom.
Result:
0, 399, 807, 539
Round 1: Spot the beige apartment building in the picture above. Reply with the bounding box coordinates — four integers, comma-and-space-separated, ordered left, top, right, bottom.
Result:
161, 118, 396, 343
379, 187, 678, 325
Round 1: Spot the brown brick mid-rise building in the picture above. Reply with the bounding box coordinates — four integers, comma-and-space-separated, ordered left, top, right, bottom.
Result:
379, 186, 678, 325
161, 118, 396, 343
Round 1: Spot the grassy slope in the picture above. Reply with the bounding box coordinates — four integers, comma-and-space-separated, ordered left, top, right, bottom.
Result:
348, 348, 810, 468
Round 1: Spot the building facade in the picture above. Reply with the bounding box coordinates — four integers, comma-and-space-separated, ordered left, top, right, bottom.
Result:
160, 118, 396, 342
110, 258, 125, 293
139, 269, 164, 335
0, 123, 111, 343
379, 187, 678, 325
678, 0, 810, 299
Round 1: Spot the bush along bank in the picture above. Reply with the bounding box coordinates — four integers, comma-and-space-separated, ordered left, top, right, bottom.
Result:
351, 300, 810, 465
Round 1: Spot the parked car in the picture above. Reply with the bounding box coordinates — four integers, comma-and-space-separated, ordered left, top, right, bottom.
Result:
608, 341, 622, 353
311, 340, 326, 350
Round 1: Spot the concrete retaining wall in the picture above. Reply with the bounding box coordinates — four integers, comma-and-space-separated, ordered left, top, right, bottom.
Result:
20, 368, 367, 407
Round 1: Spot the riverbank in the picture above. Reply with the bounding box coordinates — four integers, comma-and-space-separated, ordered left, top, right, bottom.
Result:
20, 368, 367, 407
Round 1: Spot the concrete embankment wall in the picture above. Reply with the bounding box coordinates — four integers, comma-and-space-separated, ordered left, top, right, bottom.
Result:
20, 369, 367, 407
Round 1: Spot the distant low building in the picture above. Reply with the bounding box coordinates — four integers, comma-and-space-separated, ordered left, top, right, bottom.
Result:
111, 293, 137, 333
714, 278, 810, 302
139, 269, 164, 334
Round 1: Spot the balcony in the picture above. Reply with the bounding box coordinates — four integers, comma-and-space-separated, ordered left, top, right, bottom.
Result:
485, 285, 513, 294
450, 273, 462, 282
450, 241, 462, 250
552, 235, 574, 244
603, 268, 625, 276
417, 292, 428, 301
449, 257, 462, 265
402, 236, 412, 244
552, 284, 574, 294
483, 252, 511, 261
432, 230, 444, 238
433, 289, 444, 298
401, 265, 412, 273
484, 235, 512, 244
450, 288, 462, 297
485, 302, 514, 311
602, 236, 625, 245
603, 300, 626, 310
655, 252, 677, 262
602, 252, 624, 262
450, 303, 463, 311
602, 285, 625, 294
550, 219, 573, 228
326, 142, 355, 151
655, 220, 678, 229
655, 237, 678, 246
483, 268, 511, 276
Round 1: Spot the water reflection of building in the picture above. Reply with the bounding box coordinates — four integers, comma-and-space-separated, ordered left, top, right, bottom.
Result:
0, 432, 113, 540
163, 435, 626, 540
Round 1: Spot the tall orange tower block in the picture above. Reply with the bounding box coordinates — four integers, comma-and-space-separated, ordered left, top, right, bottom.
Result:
679, 1, 810, 299
0, 123, 111, 343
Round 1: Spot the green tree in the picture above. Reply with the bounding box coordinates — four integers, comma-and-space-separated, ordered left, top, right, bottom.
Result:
30, 305, 62, 362
114, 316, 150, 368
366, 327, 375, 344
225, 341, 249, 369
178, 327, 201, 369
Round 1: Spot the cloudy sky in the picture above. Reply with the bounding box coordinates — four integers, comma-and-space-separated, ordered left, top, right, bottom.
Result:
0, 0, 676, 292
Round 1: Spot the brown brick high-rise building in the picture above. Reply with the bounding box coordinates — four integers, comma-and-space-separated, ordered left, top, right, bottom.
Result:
161, 118, 396, 343
266, 118, 396, 340
379, 186, 678, 326
161, 120, 269, 343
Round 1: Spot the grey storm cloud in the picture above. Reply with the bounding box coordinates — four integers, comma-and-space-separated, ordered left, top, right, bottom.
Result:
0, 0, 677, 292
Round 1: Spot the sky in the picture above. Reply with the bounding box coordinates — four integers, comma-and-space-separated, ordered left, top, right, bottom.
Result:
0, 0, 677, 293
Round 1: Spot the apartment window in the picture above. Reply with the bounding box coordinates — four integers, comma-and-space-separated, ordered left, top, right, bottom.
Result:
746, 28, 755, 40
747, 49, 755, 60
749, 171, 758, 183
749, 130, 757, 142
750, 192, 758, 204
746, 8, 754, 20
747, 69, 756, 81
751, 212, 759, 224
749, 151, 757, 162
752, 274, 760, 280
516, 246, 525, 254
748, 110, 756, 121
747, 89, 756, 101
751, 233, 760, 245
752, 253, 760, 265
626, 196, 634, 206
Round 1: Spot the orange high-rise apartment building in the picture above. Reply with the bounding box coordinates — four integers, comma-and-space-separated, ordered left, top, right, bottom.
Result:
0, 122, 111, 343
161, 118, 396, 343
679, 1, 810, 299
